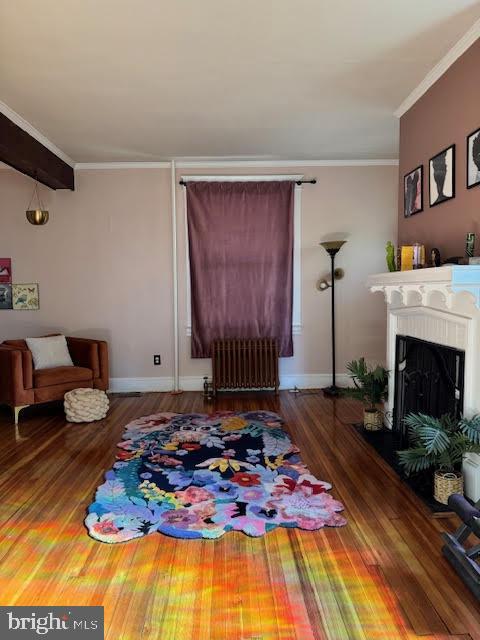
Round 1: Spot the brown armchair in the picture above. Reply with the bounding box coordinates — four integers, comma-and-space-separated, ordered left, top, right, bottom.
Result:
0, 336, 109, 424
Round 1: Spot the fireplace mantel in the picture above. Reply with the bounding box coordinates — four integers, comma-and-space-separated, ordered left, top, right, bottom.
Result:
367, 265, 480, 501
367, 265, 480, 308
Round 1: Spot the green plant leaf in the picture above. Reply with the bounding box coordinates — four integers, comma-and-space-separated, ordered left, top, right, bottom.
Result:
416, 426, 450, 455
345, 358, 388, 407
403, 413, 446, 450
459, 415, 480, 444
397, 447, 435, 475
436, 448, 455, 472
399, 412, 480, 475
467, 443, 480, 455
439, 414, 457, 434
404, 413, 442, 430
341, 387, 366, 402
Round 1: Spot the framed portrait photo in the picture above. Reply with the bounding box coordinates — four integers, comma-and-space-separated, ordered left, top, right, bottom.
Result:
429, 145, 455, 207
0, 284, 12, 310
12, 283, 39, 310
467, 128, 480, 189
404, 165, 423, 217
0, 258, 12, 284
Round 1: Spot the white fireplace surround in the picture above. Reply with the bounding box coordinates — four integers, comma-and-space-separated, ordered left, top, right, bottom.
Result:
367, 265, 480, 501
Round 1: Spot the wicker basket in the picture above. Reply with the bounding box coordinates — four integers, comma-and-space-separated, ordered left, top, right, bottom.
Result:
433, 470, 463, 505
363, 409, 383, 431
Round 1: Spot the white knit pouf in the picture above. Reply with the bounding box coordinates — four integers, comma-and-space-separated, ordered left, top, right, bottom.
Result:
64, 388, 109, 423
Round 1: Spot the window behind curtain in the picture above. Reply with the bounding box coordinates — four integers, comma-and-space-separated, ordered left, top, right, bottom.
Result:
186, 181, 294, 358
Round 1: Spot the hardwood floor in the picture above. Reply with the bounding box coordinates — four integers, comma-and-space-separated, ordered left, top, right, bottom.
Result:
0, 391, 479, 640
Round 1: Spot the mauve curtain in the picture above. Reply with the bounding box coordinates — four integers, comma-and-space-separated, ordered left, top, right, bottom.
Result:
186, 181, 294, 358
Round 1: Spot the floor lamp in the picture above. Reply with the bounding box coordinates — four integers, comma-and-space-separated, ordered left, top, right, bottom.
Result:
319, 240, 346, 397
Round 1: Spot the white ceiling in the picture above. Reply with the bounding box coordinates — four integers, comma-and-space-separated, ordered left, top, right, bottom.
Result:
1, 0, 480, 163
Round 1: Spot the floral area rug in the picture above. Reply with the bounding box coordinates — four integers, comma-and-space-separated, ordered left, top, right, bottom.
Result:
85, 411, 346, 542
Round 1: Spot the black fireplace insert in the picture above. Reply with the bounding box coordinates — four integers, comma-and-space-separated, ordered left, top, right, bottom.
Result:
353, 335, 465, 512
393, 335, 465, 447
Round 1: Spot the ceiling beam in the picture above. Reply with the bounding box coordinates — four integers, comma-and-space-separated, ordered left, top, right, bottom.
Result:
0, 112, 74, 190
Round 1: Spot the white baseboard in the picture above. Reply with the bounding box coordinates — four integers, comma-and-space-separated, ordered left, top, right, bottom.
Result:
279, 373, 350, 390
109, 377, 174, 393
109, 373, 350, 393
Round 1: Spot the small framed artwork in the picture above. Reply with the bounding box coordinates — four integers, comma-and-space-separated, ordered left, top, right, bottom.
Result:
404, 166, 423, 217
12, 283, 39, 310
0, 258, 12, 283
429, 145, 455, 207
467, 128, 480, 189
0, 284, 12, 309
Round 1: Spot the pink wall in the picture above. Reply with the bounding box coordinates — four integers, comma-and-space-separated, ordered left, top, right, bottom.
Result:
0, 164, 397, 387
0, 169, 174, 380
398, 38, 480, 258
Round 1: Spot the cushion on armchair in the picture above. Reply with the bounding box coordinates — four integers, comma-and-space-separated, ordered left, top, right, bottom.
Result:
25, 335, 74, 370
34, 366, 92, 388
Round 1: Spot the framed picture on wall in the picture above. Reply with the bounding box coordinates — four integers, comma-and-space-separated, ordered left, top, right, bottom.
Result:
429, 145, 455, 207
12, 283, 39, 310
404, 165, 423, 217
0, 258, 12, 283
467, 128, 480, 189
0, 284, 12, 309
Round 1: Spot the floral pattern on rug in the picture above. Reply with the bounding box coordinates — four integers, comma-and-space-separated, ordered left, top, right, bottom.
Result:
85, 411, 346, 542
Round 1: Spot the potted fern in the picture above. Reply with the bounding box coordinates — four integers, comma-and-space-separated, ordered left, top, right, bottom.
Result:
344, 358, 389, 431
397, 413, 480, 504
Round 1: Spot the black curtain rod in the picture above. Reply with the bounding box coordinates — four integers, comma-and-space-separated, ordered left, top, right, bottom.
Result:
179, 178, 316, 186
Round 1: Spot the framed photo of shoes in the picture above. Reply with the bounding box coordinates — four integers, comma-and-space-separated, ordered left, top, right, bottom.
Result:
404, 165, 423, 217
429, 145, 455, 207
467, 128, 480, 189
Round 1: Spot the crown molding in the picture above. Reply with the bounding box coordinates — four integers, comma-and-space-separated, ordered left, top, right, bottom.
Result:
3, 158, 399, 172
175, 158, 398, 168
395, 18, 480, 118
74, 161, 171, 169
74, 158, 398, 170
0, 100, 75, 167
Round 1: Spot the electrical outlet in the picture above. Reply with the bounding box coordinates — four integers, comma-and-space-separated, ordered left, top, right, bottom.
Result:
153, 355, 161, 366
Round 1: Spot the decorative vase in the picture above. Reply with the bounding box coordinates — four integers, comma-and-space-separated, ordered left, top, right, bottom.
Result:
433, 470, 463, 505
363, 409, 383, 431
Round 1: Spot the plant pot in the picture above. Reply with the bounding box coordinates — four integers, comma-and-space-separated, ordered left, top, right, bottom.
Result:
363, 409, 383, 431
433, 470, 463, 505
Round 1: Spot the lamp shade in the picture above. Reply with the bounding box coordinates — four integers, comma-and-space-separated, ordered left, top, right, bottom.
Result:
320, 240, 346, 254
26, 209, 49, 225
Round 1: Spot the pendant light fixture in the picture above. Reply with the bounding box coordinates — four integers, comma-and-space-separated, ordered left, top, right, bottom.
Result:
26, 178, 49, 225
